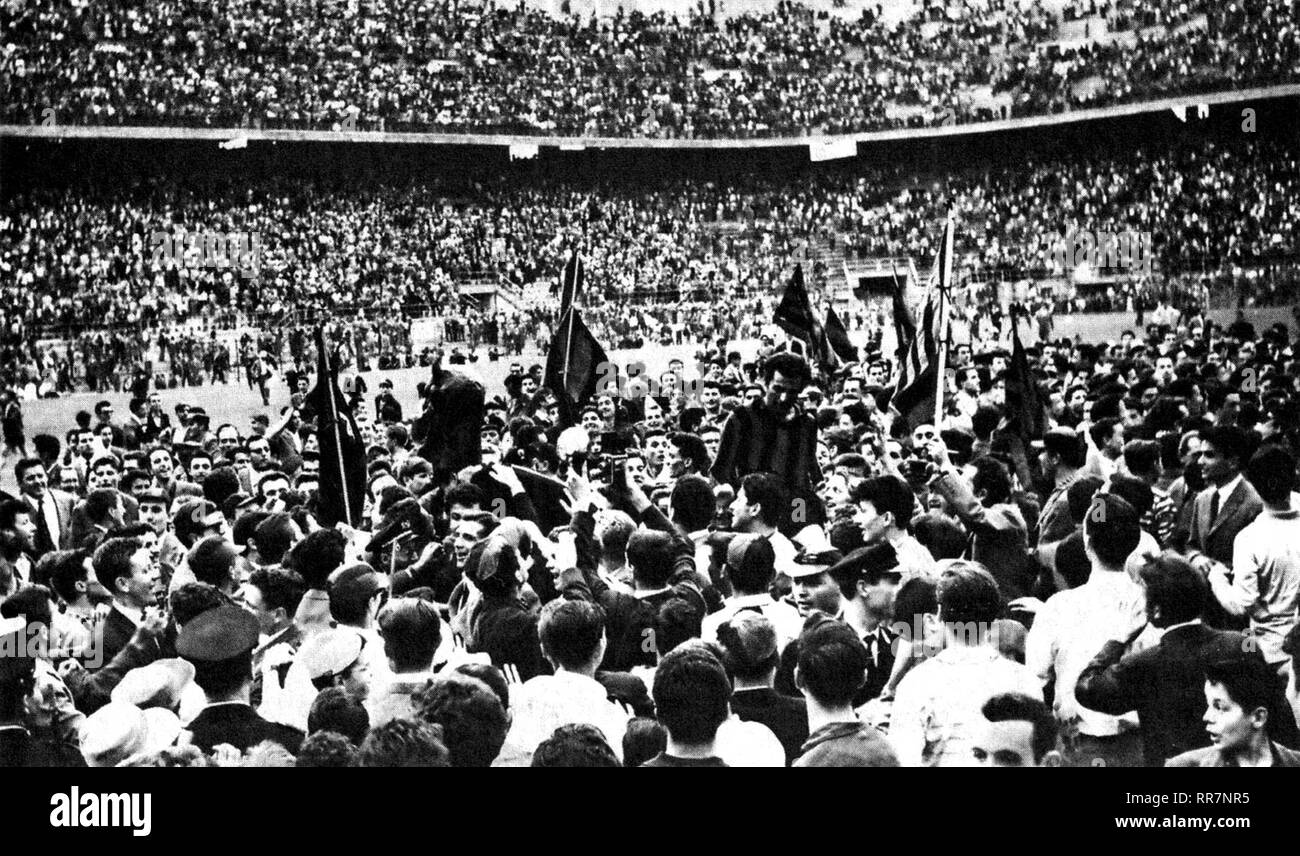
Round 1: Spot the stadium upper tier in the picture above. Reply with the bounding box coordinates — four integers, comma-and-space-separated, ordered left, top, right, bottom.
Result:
2, 130, 1297, 348
2, 0, 1297, 140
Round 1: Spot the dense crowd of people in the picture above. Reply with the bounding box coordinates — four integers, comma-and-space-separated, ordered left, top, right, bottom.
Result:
2, 131, 1297, 398
1, 294, 1299, 768
2, 0, 1297, 137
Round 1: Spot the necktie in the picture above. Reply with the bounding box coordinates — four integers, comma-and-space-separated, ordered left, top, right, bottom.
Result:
32, 498, 54, 554
1209, 490, 1220, 526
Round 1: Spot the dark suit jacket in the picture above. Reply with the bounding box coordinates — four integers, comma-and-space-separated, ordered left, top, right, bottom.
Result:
731, 687, 809, 765
97, 607, 138, 667
1183, 479, 1263, 567
1167, 741, 1300, 767
185, 703, 304, 754
1076, 625, 1251, 766
69, 491, 140, 547
23, 489, 76, 555
469, 596, 550, 681
929, 471, 1035, 600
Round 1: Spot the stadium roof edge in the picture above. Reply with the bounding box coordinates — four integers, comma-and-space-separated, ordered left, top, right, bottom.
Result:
3, 84, 1297, 149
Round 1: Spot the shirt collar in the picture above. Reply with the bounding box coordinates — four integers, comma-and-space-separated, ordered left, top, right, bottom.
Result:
1217, 473, 1244, 503
113, 601, 145, 627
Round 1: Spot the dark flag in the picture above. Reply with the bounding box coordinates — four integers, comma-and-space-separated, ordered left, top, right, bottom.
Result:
824, 305, 858, 364
544, 305, 609, 427
891, 221, 953, 431
891, 262, 917, 359
302, 326, 366, 528
774, 265, 831, 367
557, 250, 584, 318
1005, 305, 1048, 440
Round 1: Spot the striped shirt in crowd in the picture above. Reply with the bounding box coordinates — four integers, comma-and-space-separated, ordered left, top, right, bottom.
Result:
710, 402, 821, 497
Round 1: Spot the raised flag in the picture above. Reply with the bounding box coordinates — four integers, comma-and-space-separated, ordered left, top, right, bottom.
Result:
544, 305, 609, 427
891, 220, 954, 430
774, 265, 832, 368
890, 261, 917, 358
1004, 304, 1048, 441
302, 326, 366, 528
556, 250, 584, 318
824, 305, 858, 364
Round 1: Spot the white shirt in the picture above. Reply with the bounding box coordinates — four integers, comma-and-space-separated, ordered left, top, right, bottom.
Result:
767, 530, 798, 578
1027, 570, 1152, 738
714, 716, 786, 767
890, 644, 1043, 767
701, 594, 804, 650
505, 671, 631, 761
1220, 508, 1300, 664
35, 492, 63, 546
1215, 474, 1245, 516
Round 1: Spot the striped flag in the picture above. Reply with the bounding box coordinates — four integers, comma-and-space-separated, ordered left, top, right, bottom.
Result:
891, 220, 954, 430
890, 261, 917, 359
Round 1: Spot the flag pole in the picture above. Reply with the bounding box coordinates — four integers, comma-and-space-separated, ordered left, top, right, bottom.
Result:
932, 218, 954, 429
318, 325, 353, 526
561, 255, 578, 396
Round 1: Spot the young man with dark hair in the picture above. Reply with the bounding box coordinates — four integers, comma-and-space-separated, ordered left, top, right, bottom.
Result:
368, 597, 443, 727
414, 673, 509, 768
1178, 425, 1262, 580
1207, 444, 1300, 670
356, 718, 449, 768
925, 441, 1033, 599
92, 536, 163, 665
282, 528, 348, 639
717, 612, 808, 764
891, 562, 1042, 767
1028, 493, 1147, 767
643, 645, 732, 766
711, 352, 821, 501
1075, 552, 1292, 766
1167, 657, 1300, 767
531, 723, 622, 767
505, 599, 629, 761
245, 565, 306, 702
850, 475, 934, 583
669, 475, 716, 577
1037, 428, 1088, 546
972, 692, 1059, 767
793, 614, 899, 767
16, 458, 75, 557
0, 499, 36, 595
702, 534, 802, 648
729, 471, 797, 576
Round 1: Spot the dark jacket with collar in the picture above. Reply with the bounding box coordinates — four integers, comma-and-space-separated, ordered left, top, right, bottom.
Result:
186, 703, 304, 754
1180, 478, 1263, 567
793, 720, 900, 767
731, 687, 809, 765
1075, 624, 1258, 766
